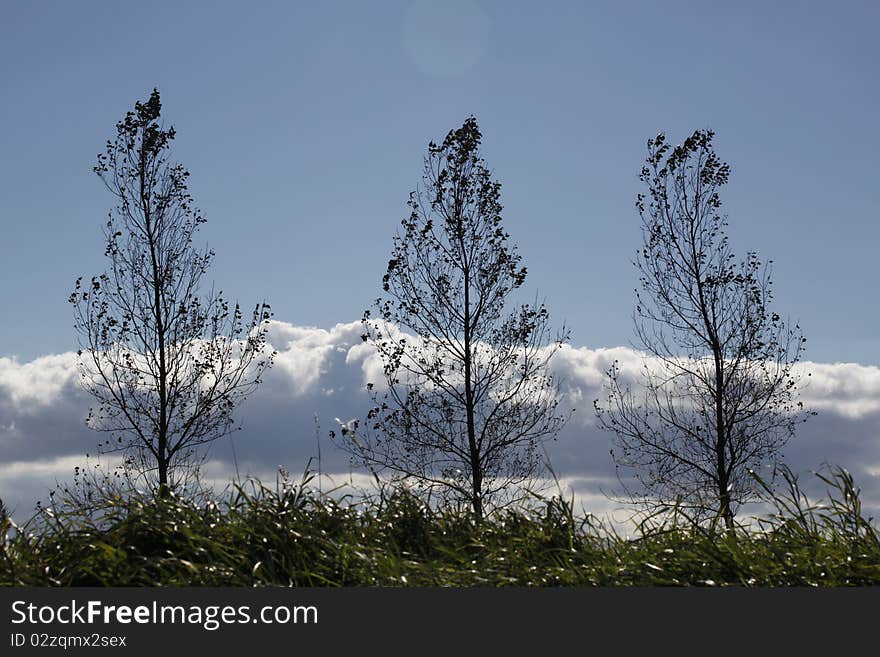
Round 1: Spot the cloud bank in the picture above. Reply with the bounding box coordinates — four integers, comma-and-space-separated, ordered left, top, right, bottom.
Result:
1, 321, 878, 521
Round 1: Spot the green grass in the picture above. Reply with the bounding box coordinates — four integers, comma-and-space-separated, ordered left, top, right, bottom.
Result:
1, 465, 878, 587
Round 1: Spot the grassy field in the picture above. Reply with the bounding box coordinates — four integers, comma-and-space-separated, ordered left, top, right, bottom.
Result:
2, 465, 878, 587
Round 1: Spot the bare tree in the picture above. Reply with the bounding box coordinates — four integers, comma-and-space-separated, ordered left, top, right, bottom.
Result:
70, 90, 274, 497
333, 117, 569, 522
594, 130, 813, 529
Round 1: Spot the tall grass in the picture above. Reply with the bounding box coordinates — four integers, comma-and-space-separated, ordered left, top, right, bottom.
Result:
1, 464, 877, 587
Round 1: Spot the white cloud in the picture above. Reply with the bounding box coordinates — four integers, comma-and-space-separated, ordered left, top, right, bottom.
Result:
0, 454, 91, 479
1, 320, 879, 522
794, 360, 880, 419
0, 353, 79, 408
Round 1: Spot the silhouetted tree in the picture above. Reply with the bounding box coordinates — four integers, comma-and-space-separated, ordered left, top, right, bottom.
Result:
595, 130, 812, 529
334, 117, 569, 522
70, 90, 274, 497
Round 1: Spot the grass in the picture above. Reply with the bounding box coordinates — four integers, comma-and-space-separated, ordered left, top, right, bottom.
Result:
1, 465, 878, 587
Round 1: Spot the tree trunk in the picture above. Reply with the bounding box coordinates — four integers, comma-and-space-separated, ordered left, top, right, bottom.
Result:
158, 450, 169, 498
460, 230, 482, 524
714, 353, 734, 531
463, 274, 482, 523
142, 146, 170, 500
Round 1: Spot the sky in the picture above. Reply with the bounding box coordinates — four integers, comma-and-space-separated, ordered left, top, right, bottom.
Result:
1, 1, 879, 519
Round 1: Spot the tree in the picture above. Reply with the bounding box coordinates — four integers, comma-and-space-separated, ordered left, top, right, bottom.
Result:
70, 90, 274, 497
594, 130, 812, 529
333, 117, 569, 522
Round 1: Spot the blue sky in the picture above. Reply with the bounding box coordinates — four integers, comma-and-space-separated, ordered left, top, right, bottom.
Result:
1, 0, 878, 365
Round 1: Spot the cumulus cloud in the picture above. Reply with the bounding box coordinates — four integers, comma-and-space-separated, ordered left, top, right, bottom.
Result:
0, 354, 80, 407
1, 320, 878, 521
795, 360, 880, 419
